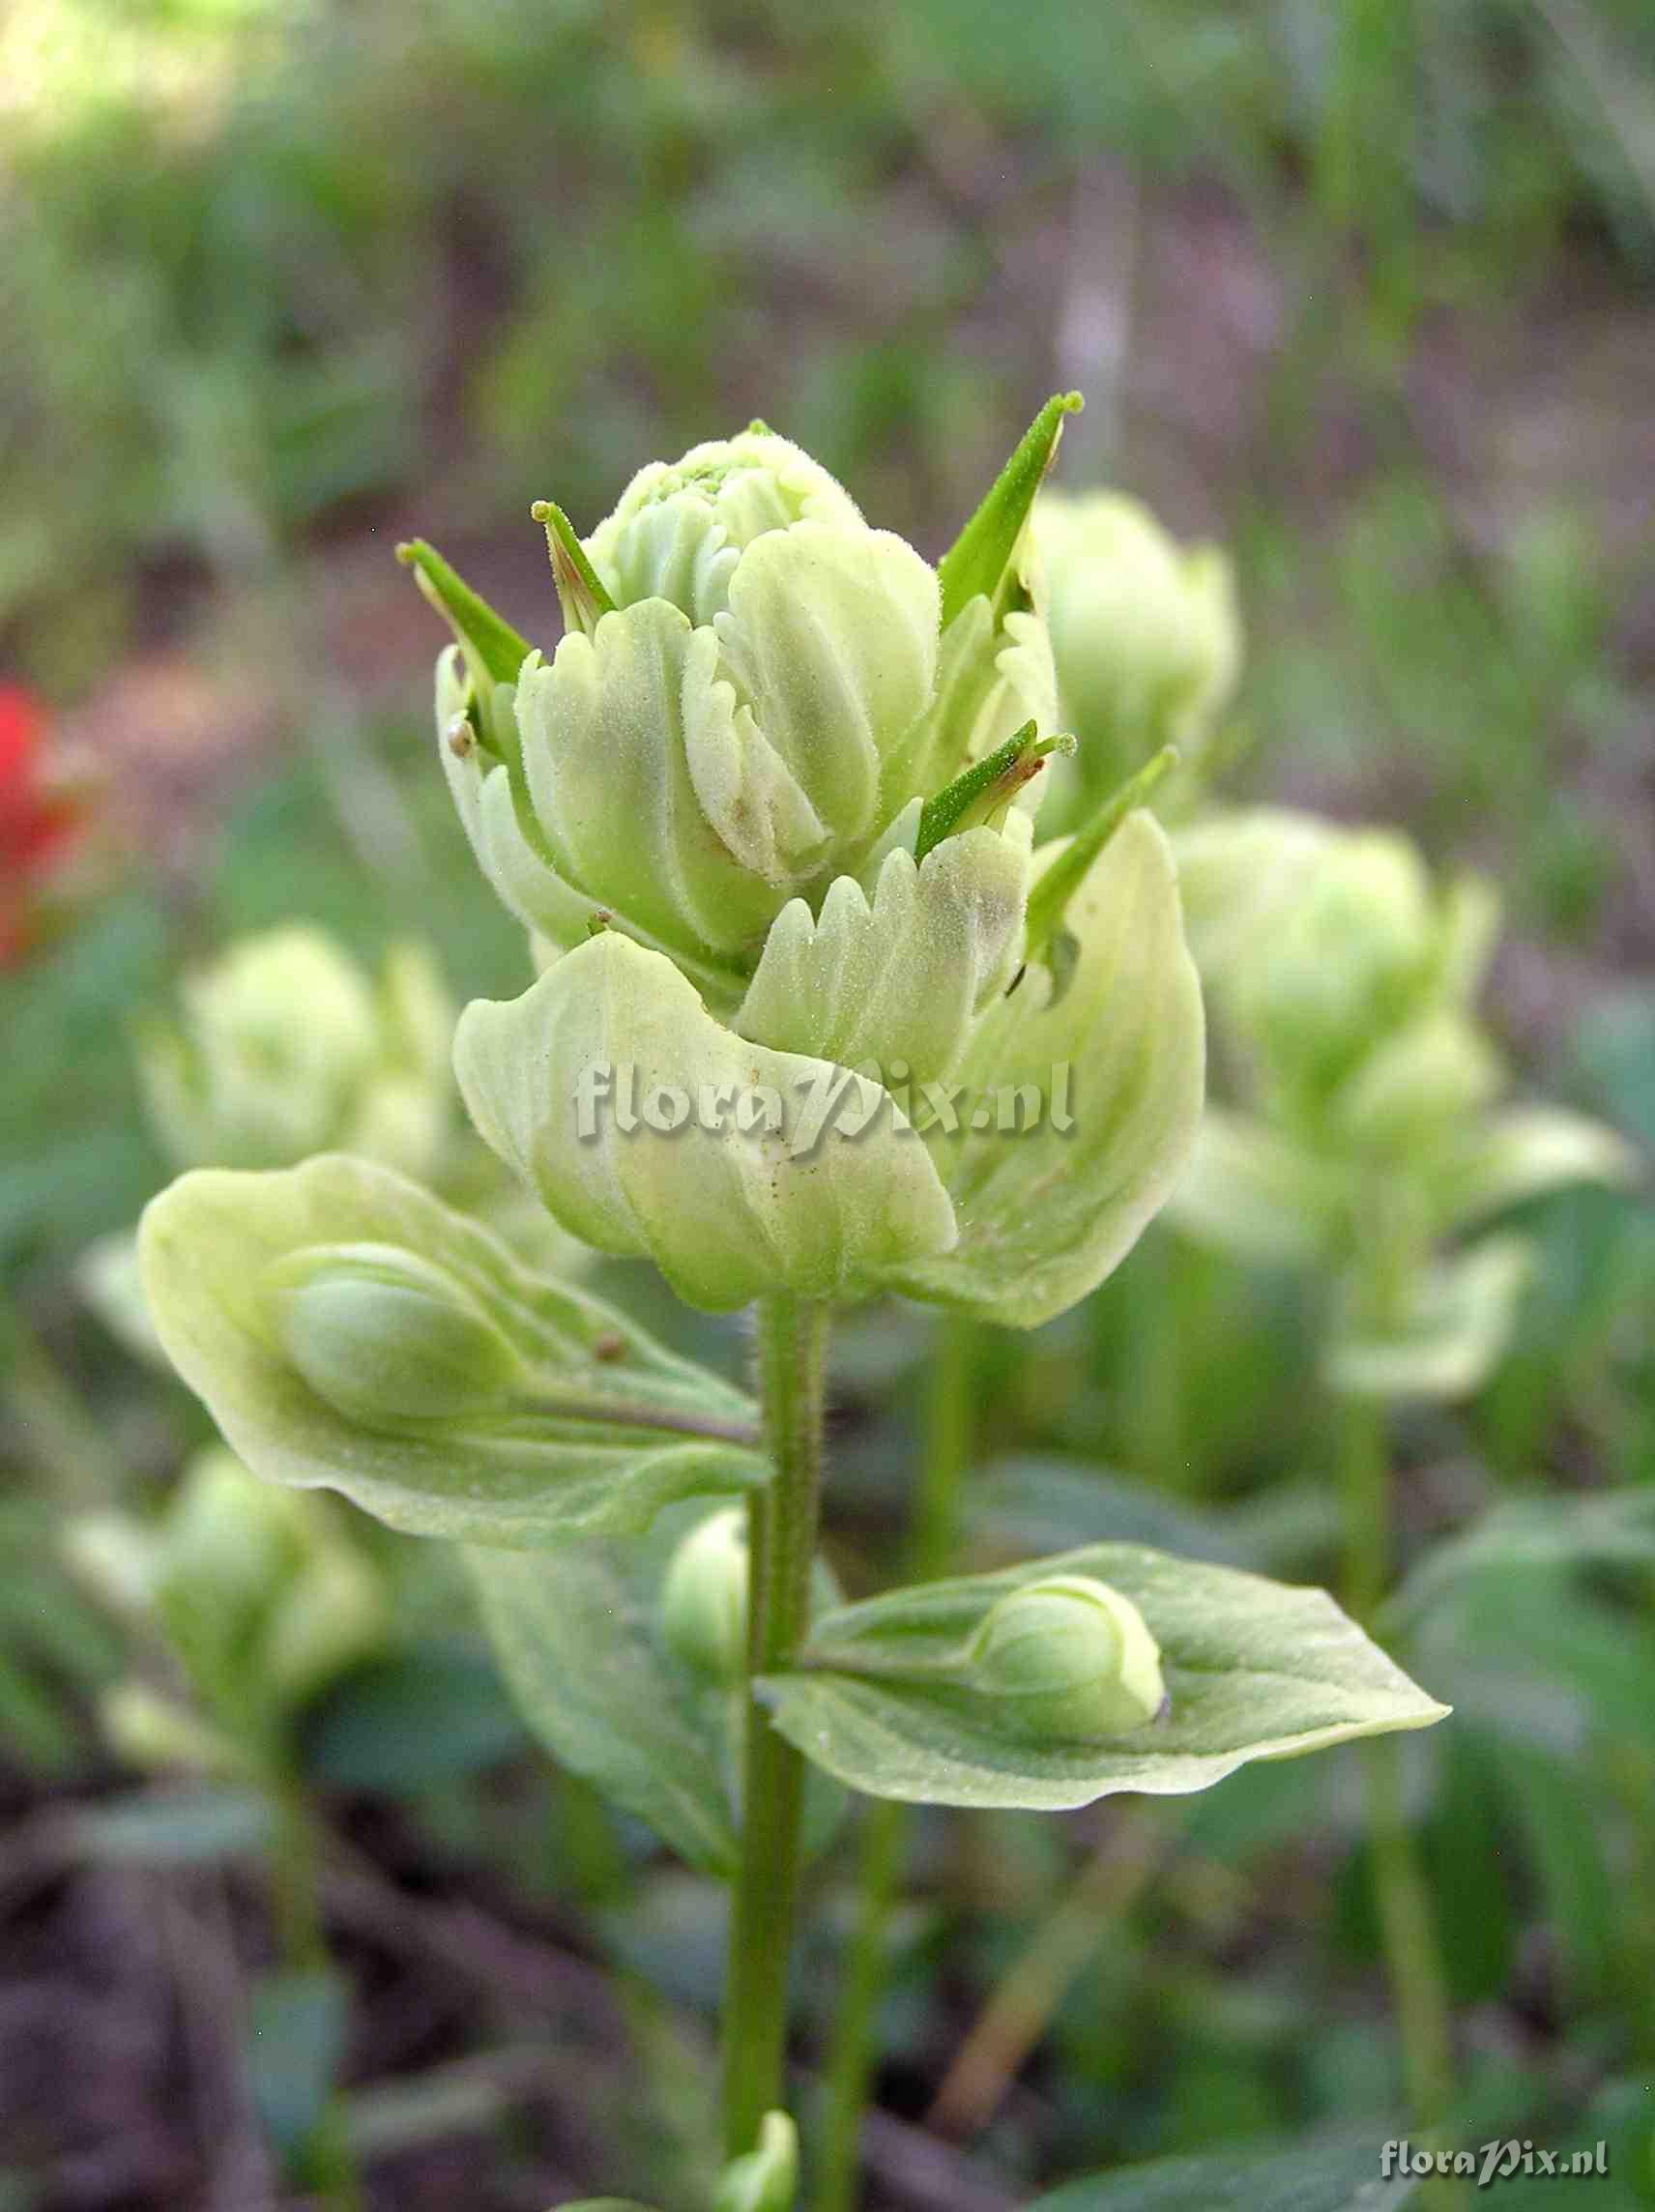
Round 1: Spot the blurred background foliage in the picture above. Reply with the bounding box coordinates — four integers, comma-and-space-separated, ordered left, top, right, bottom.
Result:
1, 1, 1653, 2206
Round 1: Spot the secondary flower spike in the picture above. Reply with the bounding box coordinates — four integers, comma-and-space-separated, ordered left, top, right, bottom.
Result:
413, 407, 1205, 1323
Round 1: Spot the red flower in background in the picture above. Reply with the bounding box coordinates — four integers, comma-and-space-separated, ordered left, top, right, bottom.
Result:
0, 686, 80, 965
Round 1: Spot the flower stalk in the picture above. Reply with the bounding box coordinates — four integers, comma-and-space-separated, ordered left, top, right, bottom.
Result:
723, 1294, 831, 2158
815, 1311, 977, 2212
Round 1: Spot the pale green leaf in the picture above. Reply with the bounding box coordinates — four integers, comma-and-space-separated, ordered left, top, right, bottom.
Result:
1390, 1487, 1655, 1625
1165, 1107, 1342, 1268
1325, 1236, 1532, 1401
884, 811, 1204, 1327
466, 1510, 845, 1877
759, 1543, 1447, 1811
1423, 1106, 1639, 1237
465, 1535, 741, 1877
1026, 2129, 1417, 2210
139, 1154, 766, 1545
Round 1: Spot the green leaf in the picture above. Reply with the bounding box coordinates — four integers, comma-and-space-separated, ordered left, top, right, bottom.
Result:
466, 1511, 846, 1876
464, 1533, 741, 1877
139, 1154, 767, 1545
246, 1967, 349, 2166
938, 392, 1083, 628
760, 1544, 1447, 1810
885, 812, 1204, 1328
303, 1641, 526, 1792
72, 1785, 275, 1866
1165, 1108, 1344, 1268
1025, 2129, 1418, 2210
1423, 1106, 1638, 1237
1389, 1486, 1655, 1625
1325, 1236, 1532, 1401
559, 2201, 660, 2211
969, 1455, 1252, 1566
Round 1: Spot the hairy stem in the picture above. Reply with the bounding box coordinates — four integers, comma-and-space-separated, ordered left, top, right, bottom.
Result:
815, 1312, 976, 2212
723, 1294, 830, 2159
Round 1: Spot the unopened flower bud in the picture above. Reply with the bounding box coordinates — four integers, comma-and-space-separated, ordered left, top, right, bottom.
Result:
135, 926, 452, 1178
1035, 491, 1238, 799
714, 2110, 799, 2212
659, 1507, 749, 1684
99, 1683, 243, 1778
967, 1574, 1165, 1742
265, 1242, 524, 1424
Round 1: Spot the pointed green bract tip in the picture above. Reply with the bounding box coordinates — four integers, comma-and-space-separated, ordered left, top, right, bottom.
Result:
938, 392, 1087, 630
399, 537, 531, 690
1023, 743, 1179, 981
915, 720, 1063, 862
535, 496, 616, 637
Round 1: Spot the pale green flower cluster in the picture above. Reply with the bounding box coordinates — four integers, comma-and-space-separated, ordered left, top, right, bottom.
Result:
1034, 489, 1239, 816
135, 925, 454, 1179
67, 1445, 388, 1772
399, 402, 1205, 1321
1170, 810, 1635, 1395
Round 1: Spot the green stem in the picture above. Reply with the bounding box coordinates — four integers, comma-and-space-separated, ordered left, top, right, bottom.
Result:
269, 1774, 364, 2212
1337, 1383, 1459, 2168
815, 1313, 976, 2212
723, 1294, 831, 2159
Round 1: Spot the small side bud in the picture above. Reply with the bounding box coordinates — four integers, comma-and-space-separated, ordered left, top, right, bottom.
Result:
264, 1242, 524, 1425
967, 1574, 1165, 1742
714, 2110, 799, 2212
659, 1507, 750, 1684
100, 1684, 245, 1778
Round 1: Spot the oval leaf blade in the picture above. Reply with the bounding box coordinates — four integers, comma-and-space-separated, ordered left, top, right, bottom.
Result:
139, 1154, 767, 1545
759, 1543, 1448, 1810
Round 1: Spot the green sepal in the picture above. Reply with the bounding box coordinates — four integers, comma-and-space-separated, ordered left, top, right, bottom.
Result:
1022, 743, 1177, 991
138, 1154, 768, 1546
532, 497, 618, 636
914, 721, 1071, 862
396, 538, 531, 692
401, 538, 565, 883
758, 1543, 1447, 1810
938, 392, 1083, 628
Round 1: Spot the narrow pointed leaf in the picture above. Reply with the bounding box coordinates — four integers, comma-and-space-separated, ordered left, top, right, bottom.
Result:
139, 1155, 766, 1546
759, 1543, 1447, 1810
396, 538, 531, 689
938, 393, 1083, 628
